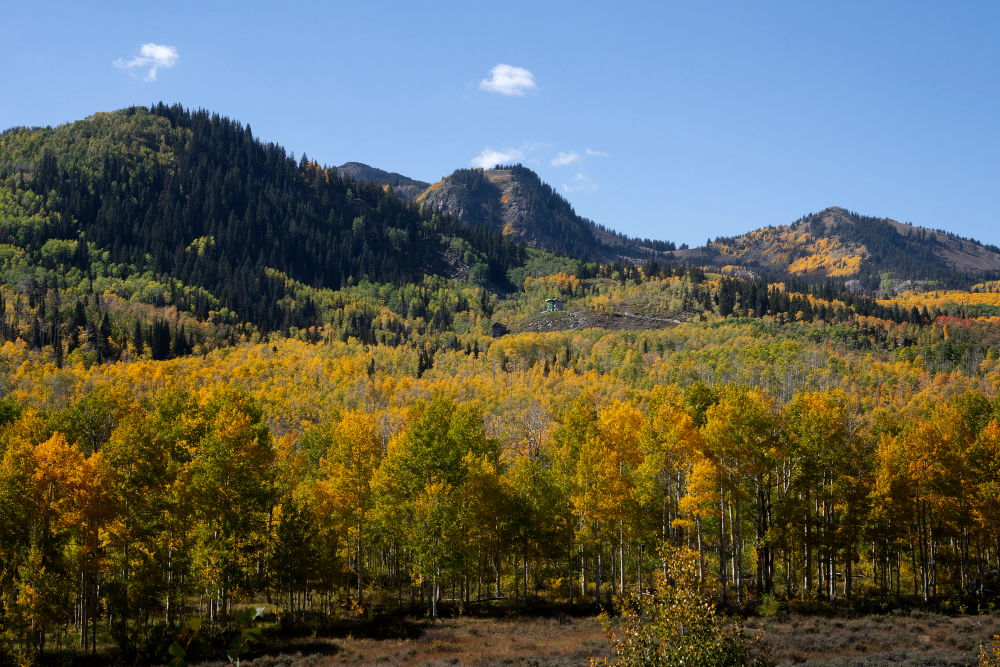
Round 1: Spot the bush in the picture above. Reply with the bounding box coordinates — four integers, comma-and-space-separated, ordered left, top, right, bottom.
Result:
982, 634, 1000, 666
595, 545, 771, 667
758, 594, 787, 618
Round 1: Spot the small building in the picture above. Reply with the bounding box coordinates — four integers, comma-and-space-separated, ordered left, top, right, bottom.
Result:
491, 322, 508, 337
545, 298, 564, 312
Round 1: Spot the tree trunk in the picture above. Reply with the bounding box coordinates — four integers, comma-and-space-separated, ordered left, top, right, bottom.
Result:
803, 503, 811, 601
734, 497, 743, 604
755, 480, 764, 596
719, 484, 727, 607
433, 570, 439, 618
80, 568, 87, 650
619, 521, 625, 595
637, 544, 643, 593
845, 550, 852, 600
357, 523, 363, 604
696, 515, 704, 583
595, 522, 602, 610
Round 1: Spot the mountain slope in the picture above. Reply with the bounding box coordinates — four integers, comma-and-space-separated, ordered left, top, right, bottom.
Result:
336, 162, 429, 201
679, 206, 1000, 287
414, 165, 603, 258
341, 162, 681, 263
0, 104, 522, 335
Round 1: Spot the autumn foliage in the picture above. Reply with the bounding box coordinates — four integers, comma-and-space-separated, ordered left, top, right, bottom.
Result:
0, 311, 997, 663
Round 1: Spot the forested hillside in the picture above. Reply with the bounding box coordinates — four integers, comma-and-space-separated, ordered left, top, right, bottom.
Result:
0, 105, 523, 340
694, 206, 1000, 288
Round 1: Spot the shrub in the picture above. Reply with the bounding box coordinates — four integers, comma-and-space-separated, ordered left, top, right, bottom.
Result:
594, 545, 771, 667
758, 594, 784, 618
982, 634, 1000, 666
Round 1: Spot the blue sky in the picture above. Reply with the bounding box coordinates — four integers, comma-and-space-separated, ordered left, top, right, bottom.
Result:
2, 1, 998, 246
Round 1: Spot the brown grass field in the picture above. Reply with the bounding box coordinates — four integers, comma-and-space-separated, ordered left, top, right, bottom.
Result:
203, 611, 1000, 667
212, 616, 608, 667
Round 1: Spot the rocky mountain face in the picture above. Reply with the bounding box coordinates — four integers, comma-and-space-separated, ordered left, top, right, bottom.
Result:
341, 163, 683, 262
414, 165, 613, 260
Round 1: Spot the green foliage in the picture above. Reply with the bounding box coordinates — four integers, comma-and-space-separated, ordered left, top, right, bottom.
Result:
167, 617, 202, 667
757, 594, 783, 618
226, 608, 263, 667
598, 546, 771, 667
507, 248, 587, 288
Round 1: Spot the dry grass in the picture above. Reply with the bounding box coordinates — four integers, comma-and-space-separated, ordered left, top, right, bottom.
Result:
751, 610, 1000, 666
202, 611, 1000, 667
236, 617, 608, 667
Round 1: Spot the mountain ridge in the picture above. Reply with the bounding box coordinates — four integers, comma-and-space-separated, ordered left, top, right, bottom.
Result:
354, 163, 675, 262
0, 103, 998, 377
415, 165, 609, 259
5, 103, 998, 313
341, 155, 1000, 286
669, 206, 1000, 288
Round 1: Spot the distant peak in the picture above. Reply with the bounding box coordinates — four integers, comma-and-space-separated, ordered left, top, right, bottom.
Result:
336, 162, 429, 201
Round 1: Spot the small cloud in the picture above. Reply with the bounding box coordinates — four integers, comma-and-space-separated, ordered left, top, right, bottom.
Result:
562, 172, 599, 194
471, 146, 524, 168
114, 43, 179, 81
479, 64, 537, 96
586, 148, 609, 157
550, 151, 580, 167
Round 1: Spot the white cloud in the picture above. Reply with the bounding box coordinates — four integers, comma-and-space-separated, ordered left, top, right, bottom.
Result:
550, 151, 580, 167
479, 64, 537, 96
562, 172, 599, 194
114, 43, 179, 81
586, 148, 609, 157
471, 146, 524, 168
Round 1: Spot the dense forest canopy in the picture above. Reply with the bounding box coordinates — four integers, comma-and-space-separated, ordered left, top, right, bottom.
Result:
3, 302, 1000, 662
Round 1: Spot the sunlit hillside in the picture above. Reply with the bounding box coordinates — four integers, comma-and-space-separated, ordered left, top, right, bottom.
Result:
712, 224, 867, 277
680, 206, 1000, 288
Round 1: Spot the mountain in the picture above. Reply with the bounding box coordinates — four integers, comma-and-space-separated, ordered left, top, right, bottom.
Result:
413, 165, 604, 258
336, 162, 429, 201
332, 162, 687, 263
2, 102, 997, 372
673, 206, 1000, 288
413, 164, 677, 262
0, 104, 523, 342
